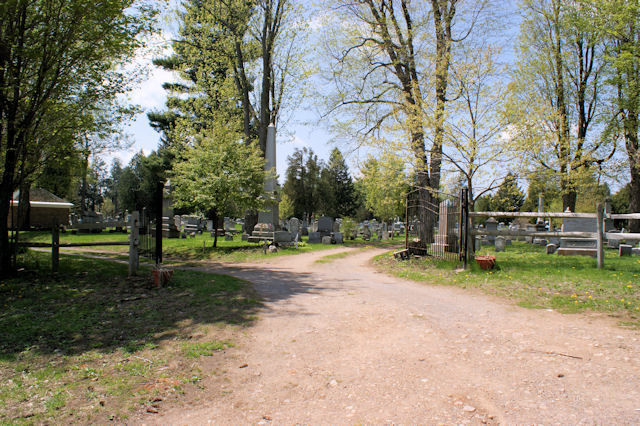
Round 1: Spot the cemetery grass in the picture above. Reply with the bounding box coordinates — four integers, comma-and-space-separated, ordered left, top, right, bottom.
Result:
375, 242, 640, 326
0, 251, 259, 424
19, 231, 404, 263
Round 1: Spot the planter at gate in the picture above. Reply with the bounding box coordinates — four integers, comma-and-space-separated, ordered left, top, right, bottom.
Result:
475, 255, 496, 270
152, 268, 174, 287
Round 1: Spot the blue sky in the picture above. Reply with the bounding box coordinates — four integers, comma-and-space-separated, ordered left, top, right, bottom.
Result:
112, 1, 336, 184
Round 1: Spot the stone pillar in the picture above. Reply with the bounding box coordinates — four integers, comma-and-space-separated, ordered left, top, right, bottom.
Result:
257, 123, 279, 230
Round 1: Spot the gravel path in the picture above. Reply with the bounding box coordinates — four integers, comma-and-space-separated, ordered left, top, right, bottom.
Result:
144, 247, 640, 424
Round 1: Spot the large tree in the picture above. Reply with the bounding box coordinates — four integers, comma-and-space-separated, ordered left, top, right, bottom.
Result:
171, 123, 266, 247
0, 0, 158, 274
318, 148, 358, 218
508, 0, 612, 213
580, 0, 640, 231
282, 147, 322, 220
321, 0, 487, 245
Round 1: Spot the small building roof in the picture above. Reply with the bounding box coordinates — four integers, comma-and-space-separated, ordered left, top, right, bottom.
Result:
11, 188, 73, 208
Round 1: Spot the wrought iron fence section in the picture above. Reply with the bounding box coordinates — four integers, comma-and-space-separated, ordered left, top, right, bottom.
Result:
405, 186, 464, 263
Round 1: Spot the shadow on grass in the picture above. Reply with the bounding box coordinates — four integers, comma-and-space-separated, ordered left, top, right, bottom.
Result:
0, 250, 323, 361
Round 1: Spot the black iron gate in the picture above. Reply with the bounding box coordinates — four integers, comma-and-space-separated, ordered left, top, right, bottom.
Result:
405, 186, 469, 266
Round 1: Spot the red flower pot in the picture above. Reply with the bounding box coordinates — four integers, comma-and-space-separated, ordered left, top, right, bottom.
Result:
475, 255, 496, 270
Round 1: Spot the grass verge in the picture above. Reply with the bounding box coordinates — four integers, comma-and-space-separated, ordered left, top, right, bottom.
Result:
0, 251, 259, 424
20, 231, 404, 263
374, 241, 640, 325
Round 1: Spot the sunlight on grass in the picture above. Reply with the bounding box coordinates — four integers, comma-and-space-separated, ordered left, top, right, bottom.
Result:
375, 241, 640, 324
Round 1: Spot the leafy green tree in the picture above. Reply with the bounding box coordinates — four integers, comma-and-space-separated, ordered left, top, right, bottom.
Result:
507, 0, 612, 213
359, 154, 409, 223
320, 0, 489, 244
490, 173, 525, 219
521, 170, 562, 213
580, 0, 640, 231
0, 0, 160, 274
170, 124, 266, 247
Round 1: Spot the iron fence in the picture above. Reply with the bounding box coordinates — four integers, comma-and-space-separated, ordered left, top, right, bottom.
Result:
405, 186, 468, 264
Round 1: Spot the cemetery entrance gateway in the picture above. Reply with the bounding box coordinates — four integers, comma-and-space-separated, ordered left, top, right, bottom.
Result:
404, 187, 469, 266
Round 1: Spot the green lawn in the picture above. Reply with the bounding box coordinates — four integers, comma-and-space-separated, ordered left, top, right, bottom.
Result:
0, 251, 259, 424
375, 241, 640, 324
18, 230, 404, 263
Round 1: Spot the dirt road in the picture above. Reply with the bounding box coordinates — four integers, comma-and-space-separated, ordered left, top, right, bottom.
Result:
144, 247, 640, 424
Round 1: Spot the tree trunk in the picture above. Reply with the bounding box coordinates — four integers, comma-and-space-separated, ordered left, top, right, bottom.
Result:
0, 185, 13, 276
628, 123, 640, 231
17, 181, 30, 231
562, 189, 577, 213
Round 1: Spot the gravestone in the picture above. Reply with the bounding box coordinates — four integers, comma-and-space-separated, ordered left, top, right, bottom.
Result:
332, 221, 340, 233
485, 217, 498, 245
362, 224, 371, 241
558, 217, 600, 257
318, 217, 333, 236
382, 222, 389, 240
494, 236, 505, 252
431, 199, 459, 253
620, 244, 633, 256
308, 232, 322, 243
333, 232, 343, 244
289, 217, 300, 240
225, 234, 233, 241
546, 243, 557, 254
322, 236, 333, 244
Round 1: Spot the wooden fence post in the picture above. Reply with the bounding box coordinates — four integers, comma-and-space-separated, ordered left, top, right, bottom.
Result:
597, 203, 604, 269
129, 211, 139, 276
51, 222, 59, 273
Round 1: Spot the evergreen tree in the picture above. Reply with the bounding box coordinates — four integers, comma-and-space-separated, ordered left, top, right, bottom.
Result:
282, 148, 321, 220
318, 148, 357, 218
490, 173, 525, 218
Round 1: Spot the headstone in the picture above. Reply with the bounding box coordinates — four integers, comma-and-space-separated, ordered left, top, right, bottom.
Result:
225, 234, 233, 241
546, 243, 557, 254
475, 237, 481, 252
560, 217, 613, 249
322, 236, 333, 244
607, 238, 620, 249
332, 221, 340, 233
620, 244, 633, 256
431, 199, 459, 253
382, 222, 389, 240
308, 232, 322, 243
485, 217, 498, 245
494, 236, 506, 252
288, 217, 300, 236
632, 247, 640, 256
301, 226, 309, 236
362, 225, 371, 241
333, 232, 343, 244
241, 233, 249, 241
318, 217, 333, 234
